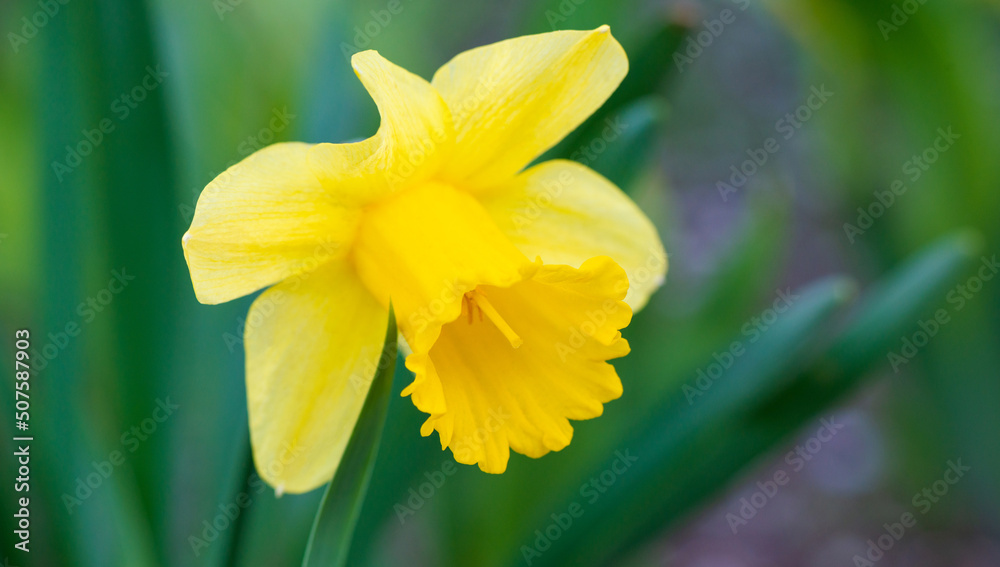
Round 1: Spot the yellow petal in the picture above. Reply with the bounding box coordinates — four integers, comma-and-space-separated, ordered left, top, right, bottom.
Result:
308, 51, 454, 207
404, 256, 631, 473
182, 142, 359, 305
245, 260, 388, 494
431, 26, 627, 190
352, 182, 530, 352
480, 160, 667, 310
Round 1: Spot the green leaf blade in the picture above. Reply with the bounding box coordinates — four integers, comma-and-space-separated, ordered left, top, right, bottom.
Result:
301, 305, 398, 567
508, 230, 982, 567
512, 274, 856, 567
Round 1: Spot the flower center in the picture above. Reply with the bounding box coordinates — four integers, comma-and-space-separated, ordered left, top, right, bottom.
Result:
349, 181, 531, 353
463, 289, 523, 349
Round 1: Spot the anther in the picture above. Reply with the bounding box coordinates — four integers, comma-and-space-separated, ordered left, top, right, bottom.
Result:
470, 289, 522, 348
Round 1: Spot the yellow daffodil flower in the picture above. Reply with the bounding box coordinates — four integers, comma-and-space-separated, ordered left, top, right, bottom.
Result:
182, 26, 667, 494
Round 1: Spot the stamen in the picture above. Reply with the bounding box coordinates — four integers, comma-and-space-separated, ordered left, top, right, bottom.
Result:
471, 289, 522, 348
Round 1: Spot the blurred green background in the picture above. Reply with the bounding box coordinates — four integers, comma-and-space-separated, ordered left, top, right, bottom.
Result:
1, 0, 999, 565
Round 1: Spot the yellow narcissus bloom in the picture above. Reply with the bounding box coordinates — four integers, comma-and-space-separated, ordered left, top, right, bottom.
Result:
182, 26, 667, 493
